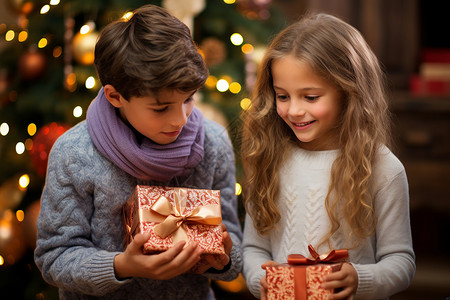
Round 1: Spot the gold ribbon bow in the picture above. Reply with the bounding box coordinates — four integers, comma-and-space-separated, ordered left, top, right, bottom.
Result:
139, 188, 222, 243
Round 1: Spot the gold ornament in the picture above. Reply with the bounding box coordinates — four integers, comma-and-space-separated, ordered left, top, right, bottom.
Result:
200, 37, 227, 67
72, 31, 99, 65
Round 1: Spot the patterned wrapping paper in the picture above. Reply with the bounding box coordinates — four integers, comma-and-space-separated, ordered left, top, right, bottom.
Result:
266, 263, 343, 300
266, 245, 348, 300
122, 185, 225, 255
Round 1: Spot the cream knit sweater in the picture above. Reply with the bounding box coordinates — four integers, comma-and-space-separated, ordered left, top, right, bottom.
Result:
243, 146, 415, 299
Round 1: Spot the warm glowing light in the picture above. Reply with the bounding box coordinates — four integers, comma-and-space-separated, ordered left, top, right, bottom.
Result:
122, 12, 134, 21
0, 256, 4, 265
38, 38, 48, 48
25, 138, 33, 151
0, 123, 9, 136
229, 82, 241, 94
16, 142, 25, 154
205, 76, 218, 89
80, 25, 91, 35
241, 43, 254, 54
235, 183, 242, 196
73, 106, 83, 118
27, 123, 37, 136
40, 5, 50, 14
16, 210, 24, 222
19, 174, 30, 189
53, 46, 62, 57
216, 79, 229, 92
85, 76, 96, 89
50, 0, 60, 5
18, 31, 28, 42
240, 98, 252, 110
5, 30, 15, 41
223, 0, 236, 3
230, 33, 243, 46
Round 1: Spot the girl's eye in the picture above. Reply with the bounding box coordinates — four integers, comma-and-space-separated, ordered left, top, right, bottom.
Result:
305, 95, 319, 101
276, 94, 289, 101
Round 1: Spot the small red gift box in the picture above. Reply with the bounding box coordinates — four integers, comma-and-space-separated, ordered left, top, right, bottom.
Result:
266, 245, 348, 300
122, 185, 225, 255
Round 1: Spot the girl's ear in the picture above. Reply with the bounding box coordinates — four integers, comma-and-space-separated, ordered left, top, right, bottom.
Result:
104, 84, 125, 108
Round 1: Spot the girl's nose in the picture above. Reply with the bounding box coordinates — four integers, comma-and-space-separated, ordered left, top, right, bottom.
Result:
288, 100, 306, 116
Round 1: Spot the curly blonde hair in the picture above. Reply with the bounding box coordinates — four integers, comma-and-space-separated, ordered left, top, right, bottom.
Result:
241, 13, 391, 248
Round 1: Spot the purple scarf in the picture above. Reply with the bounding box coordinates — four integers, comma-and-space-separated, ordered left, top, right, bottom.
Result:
86, 88, 204, 182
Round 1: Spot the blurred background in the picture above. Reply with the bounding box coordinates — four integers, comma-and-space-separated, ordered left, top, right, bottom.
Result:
0, 0, 448, 299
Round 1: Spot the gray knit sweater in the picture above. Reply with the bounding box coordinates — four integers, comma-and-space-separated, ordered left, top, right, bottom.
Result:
34, 119, 243, 299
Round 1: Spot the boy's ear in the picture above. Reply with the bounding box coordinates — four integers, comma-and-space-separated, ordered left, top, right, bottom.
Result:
103, 84, 124, 108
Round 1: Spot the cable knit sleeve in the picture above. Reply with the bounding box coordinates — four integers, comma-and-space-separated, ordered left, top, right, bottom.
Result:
352, 152, 416, 299
34, 123, 130, 296
200, 119, 243, 282
242, 212, 273, 299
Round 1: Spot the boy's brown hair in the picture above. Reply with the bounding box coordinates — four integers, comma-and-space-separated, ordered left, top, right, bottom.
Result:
94, 4, 208, 100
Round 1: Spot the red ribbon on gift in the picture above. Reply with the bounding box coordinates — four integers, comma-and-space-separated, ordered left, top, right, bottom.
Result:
288, 244, 349, 265
286, 245, 348, 299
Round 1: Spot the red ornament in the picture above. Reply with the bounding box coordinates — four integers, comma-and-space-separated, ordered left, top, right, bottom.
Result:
18, 48, 47, 81
29, 122, 71, 177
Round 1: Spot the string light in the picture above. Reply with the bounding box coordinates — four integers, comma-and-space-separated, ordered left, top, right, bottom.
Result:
230, 33, 243, 46
80, 25, 91, 34
240, 98, 252, 110
241, 43, 254, 54
229, 82, 241, 94
216, 79, 229, 92
50, 0, 60, 5
16, 142, 25, 155
0, 123, 9, 136
27, 123, 37, 136
85, 76, 96, 89
205, 76, 218, 89
235, 183, 242, 196
38, 38, 48, 48
223, 0, 236, 4
122, 12, 134, 21
5, 30, 15, 42
18, 31, 28, 42
19, 174, 30, 189
16, 210, 24, 222
73, 106, 83, 118
40, 5, 50, 14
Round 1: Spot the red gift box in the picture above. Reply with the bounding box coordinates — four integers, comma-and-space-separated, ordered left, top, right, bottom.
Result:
266, 245, 348, 300
122, 185, 225, 255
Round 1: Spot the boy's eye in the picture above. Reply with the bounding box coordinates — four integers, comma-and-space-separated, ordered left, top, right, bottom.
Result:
153, 106, 168, 113
184, 96, 194, 103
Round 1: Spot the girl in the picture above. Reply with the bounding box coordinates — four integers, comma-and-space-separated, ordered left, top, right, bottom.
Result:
34, 5, 242, 299
241, 13, 415, 300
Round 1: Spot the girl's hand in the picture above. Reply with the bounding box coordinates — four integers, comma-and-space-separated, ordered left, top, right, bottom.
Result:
260, 260, 280, 300
321, 262, 358, 300
114, 232, 202, 280
191, 223, 232, 274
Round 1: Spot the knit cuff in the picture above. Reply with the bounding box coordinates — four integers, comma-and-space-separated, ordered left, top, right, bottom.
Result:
352, 263, 375, 298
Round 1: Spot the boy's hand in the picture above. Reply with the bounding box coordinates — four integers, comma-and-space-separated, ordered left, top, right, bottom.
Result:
260, 260, 280, 300
114, 232, 202, 280
190, 223, 232, 274
321, 262, 358, 300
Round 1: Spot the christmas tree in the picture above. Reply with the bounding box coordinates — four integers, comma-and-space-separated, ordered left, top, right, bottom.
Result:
0, 0, 285, 298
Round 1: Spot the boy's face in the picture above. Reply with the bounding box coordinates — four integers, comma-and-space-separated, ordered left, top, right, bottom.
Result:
118, 89, 196, 145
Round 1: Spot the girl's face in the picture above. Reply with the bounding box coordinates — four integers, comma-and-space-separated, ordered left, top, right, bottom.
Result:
118, 89, 196, 145
272, 55, 343, 151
